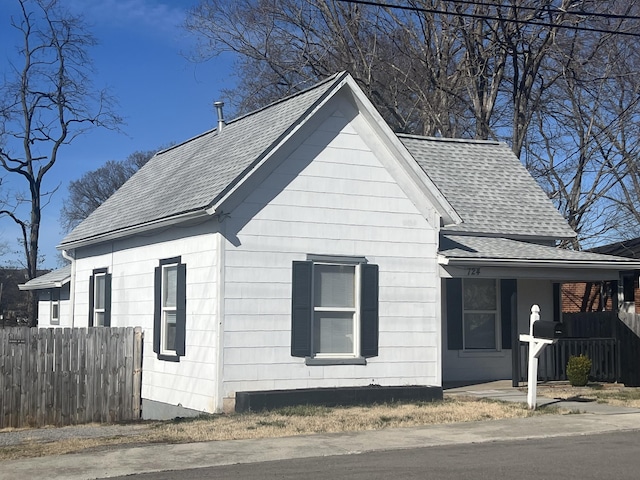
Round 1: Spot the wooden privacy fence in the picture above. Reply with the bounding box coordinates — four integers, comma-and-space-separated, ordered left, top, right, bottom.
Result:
0, 327, 143, 428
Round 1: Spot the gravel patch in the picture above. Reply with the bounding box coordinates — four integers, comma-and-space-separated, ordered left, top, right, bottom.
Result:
0, 423, 152, 447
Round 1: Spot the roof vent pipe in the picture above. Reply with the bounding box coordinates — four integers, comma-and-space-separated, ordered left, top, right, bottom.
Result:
214, 101, 225, 133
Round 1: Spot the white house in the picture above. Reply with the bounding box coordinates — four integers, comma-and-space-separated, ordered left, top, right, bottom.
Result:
22, 72, 640, 418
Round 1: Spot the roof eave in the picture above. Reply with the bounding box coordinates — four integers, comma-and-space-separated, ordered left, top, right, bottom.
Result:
441, 229, 577, 242
18, 278, 70, 291
438, 255, 640, 270
343, 77, 462, 226
58, 209, 211, 251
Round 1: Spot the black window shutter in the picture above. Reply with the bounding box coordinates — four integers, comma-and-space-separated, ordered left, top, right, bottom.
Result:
446, 278, 463, 350
500, 279, 517, 349
104, 273, 112, 327
553, 283, 561, 322
360, 263, 379, 358
88, 275, 95, 327
175, 263, 187, 357
291, 261, 312, 357
153, 266, 161, 355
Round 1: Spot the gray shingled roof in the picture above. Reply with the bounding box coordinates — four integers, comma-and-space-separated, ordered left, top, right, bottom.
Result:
19, 264, 71, 290
400, 136, 576, 240
440, 235, 638, 265
60, 73, 346, 247
61, 72, 576, 250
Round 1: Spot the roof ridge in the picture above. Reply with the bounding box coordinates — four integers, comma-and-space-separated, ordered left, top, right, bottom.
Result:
398, 133, 503, 146
154, 72, 347, 158
225, 71, 346, 127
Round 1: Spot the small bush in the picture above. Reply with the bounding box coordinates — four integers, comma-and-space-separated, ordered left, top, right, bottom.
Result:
566, 354, 592, 387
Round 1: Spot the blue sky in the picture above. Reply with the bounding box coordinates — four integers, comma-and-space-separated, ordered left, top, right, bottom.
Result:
0, 0, 234, 269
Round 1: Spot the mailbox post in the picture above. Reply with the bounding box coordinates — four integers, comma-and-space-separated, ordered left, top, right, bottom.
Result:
519, 305, 564, 409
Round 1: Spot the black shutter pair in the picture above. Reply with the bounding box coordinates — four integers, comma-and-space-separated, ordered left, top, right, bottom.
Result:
88, 270, 112, 327
153, 260, 187, 360
291, 261, 379, 358
446, 278, 517, 350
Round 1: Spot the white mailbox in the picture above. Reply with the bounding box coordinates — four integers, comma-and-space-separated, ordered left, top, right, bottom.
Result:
519, 305, 559, 409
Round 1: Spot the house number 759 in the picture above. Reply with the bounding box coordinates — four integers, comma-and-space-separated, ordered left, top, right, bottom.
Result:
467, 268, 481, 276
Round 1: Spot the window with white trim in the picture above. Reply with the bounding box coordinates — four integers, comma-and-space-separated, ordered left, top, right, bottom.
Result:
153, 257, 186, 361
162, 263, 178, 354
313, 263, 358, 356
89, 268, 111, 327
462, 278, 499, 350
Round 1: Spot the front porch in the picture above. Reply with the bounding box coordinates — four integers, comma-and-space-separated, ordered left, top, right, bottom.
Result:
438, 234, 640, 387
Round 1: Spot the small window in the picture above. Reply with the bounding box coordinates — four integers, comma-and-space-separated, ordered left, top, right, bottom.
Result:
89, 268, 111, 327
463, 278, 499, 350
153, 257, 186, 361
50, 289, 60, 325
291, 257, 379, 362
162, 264, 178, 354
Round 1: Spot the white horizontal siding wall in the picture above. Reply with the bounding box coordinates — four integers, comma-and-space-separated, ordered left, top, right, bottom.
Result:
35, 284, 70, 328
222, 107, 440, 402
73, 223, 219, 414
36, 291, 53, 327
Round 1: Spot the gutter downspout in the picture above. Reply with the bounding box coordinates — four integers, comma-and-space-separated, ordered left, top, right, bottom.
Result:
215, 226, 226, 412
61, 249, 76, 328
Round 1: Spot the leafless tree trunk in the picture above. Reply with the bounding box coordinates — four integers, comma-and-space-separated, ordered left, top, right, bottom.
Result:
0, 0, 120, 325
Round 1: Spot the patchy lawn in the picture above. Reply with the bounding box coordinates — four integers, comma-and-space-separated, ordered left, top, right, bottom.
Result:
0, 396, 559, 461
535, 383, 640, 407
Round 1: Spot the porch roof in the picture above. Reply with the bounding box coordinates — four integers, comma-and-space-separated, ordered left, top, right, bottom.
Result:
438, 235, 640, 271
18, 265, 71, 291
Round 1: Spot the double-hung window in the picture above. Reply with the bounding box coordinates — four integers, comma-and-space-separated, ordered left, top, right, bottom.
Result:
291, 256, 379, 364
153, 257, 186, 361
462, 278, 498, 350
446, 277, 516, 352
89, 268, 111, 327
313, 263, 358, 355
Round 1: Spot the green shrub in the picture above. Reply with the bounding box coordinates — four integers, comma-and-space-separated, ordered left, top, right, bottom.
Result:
566, 354, 592, 387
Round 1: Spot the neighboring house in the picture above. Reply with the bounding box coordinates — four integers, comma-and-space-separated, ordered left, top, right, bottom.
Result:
21, 72, 640, 418
562, 238, 640, 314
18, 265, 71, 326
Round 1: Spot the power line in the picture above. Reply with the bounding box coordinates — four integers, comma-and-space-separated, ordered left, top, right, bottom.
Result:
417, 0, 640, 22
335, 0, 640, 38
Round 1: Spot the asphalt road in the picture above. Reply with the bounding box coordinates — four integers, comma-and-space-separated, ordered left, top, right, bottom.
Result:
104, 430, 639, 479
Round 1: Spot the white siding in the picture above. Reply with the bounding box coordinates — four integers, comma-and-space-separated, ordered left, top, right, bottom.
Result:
221, 107, 440, 402
35, 285, 70, 328
73, 223, 219, 414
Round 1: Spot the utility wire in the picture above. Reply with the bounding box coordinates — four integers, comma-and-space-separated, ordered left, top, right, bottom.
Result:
335, 0, 640, 37
408, 0, 640, 22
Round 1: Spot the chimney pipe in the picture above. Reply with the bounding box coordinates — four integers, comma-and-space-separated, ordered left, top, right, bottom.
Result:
214, 101, 225, 133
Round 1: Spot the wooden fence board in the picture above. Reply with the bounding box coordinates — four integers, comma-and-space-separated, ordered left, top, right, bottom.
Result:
0, 327, 143, 428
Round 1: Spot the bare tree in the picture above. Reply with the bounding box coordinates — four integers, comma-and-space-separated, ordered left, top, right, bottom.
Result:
525, 2, 640, 248
0, 0, 120, 324
185, 0, 640, 247
60, 149, 157, 232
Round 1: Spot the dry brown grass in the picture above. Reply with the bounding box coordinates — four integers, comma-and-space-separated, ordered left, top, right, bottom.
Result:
0, 397, 555, 461
535, 383, 640, 408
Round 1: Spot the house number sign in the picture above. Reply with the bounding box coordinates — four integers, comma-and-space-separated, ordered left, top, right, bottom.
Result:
466, 268, 481, 276
8, 334, 26, 345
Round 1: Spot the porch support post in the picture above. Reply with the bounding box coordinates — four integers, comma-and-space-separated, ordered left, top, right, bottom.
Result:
511, 289, 519, 387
